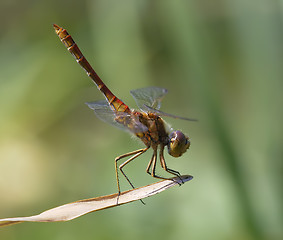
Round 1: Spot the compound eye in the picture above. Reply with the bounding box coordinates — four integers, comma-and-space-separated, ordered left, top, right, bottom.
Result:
167, 131, 190, 157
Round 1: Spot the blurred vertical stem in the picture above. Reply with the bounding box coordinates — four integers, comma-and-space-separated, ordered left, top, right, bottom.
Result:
160, 1, 266, 239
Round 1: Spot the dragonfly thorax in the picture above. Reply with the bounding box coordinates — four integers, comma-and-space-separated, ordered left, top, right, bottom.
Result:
131, 111, 169, 147
167, 130, 190, 157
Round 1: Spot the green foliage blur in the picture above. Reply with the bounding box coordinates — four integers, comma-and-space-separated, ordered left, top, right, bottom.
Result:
0, 0, 282, 239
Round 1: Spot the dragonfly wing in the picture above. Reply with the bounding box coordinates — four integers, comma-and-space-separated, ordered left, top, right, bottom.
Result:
130, 87, 168, 111
86, 100, 128, 132
144, 105, 198, 121
86, 100, 148, 133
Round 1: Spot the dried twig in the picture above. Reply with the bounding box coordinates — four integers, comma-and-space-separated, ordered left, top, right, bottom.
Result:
0, 175, 193, 227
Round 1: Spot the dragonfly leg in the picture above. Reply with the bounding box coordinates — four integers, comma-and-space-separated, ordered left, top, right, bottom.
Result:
146, 154, 155, 175
159, 145, 183, 185
146, 146, 182, 185
115, 147, 149, 204
151, 149, 162, 178
160, 153, 181, 177
146, 148, 169, 180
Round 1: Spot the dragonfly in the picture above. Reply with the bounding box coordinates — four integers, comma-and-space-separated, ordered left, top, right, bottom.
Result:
53, 24, 196, 199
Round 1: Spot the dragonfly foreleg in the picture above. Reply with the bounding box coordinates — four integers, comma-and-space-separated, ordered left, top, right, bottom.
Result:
159, 145, 181, 176
159, 145, 183, 185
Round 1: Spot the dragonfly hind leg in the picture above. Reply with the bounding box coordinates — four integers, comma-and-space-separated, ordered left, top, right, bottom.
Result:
115, 147, 149, 200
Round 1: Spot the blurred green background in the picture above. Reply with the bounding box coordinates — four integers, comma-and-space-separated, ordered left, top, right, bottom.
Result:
0, 0, 282, 239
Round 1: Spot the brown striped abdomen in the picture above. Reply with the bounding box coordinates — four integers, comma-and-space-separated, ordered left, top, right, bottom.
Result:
53, 24, 130, 114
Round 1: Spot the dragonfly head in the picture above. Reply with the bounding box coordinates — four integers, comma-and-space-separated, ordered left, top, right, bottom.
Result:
167, 130, 190, 157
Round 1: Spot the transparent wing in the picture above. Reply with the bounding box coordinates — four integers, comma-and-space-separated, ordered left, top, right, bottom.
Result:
143, 105, 198, 122
86, 100, 148, 133
130, 87, 168, 111
130, 87, 197, 121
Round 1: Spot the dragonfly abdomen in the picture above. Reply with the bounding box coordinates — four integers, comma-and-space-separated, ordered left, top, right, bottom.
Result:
53, 24, 130, 114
